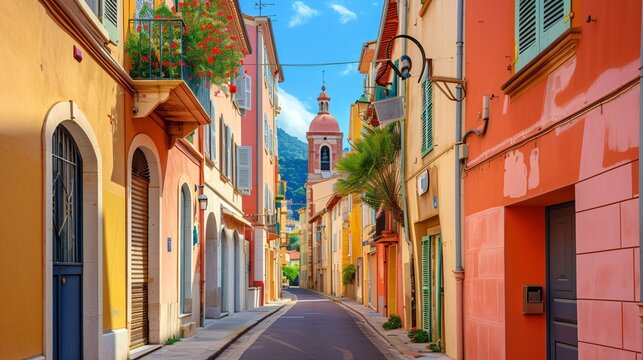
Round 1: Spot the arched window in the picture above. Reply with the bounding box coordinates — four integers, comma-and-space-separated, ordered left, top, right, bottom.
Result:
320, 146, 331, 171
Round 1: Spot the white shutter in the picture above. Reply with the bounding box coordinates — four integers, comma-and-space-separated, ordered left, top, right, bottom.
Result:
236, 146, 252, 193
245, 75, 252, 110
220, 116, 225, 172
102, 0, 119, 43
234, 75, 246, 108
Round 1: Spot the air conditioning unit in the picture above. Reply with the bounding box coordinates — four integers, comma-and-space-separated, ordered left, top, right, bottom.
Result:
372, 96, 405, 127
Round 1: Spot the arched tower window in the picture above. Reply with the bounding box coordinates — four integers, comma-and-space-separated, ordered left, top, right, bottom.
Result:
320, 145, 331, 171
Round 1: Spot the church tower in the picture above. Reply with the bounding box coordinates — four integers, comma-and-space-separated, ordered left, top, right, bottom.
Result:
306, 86, 343, 184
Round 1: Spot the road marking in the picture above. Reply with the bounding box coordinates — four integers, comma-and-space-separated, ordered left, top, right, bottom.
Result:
280, 316, 304, 319
263, 334, 306, 353
333, 346, 354, 360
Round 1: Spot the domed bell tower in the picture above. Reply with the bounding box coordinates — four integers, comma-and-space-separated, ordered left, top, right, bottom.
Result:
306, 86, 343, 184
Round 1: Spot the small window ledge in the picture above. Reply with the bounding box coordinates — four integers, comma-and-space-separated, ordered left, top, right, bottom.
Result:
502, 28, 581, 98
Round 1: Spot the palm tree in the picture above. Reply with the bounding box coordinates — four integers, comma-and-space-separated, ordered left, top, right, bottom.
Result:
335, 123, 404, 224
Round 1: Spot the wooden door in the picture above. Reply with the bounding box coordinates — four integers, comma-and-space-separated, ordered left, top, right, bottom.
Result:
130, 149, 150, 348
547, 203, 577, 359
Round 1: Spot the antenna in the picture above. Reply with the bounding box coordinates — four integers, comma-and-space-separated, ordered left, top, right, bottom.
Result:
255, 0, 276, 17
322, 70, 326, 89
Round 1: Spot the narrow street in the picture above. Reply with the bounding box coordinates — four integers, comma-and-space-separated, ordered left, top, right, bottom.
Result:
220, 289, 393, 360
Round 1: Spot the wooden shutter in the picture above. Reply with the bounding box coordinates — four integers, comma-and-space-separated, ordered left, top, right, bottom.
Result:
540, 0, 570, 48
516, 0, 538, 69
220, 116, 225, 172
130, 149, 150, 348
226, 126, 232, 177
421, 77, 433, 156
421, 236, 431, 335
236, 146, 252, 192
102, 0, 119, 43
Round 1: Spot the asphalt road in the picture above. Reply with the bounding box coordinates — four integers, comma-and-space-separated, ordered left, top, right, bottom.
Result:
238, 288, 387, 360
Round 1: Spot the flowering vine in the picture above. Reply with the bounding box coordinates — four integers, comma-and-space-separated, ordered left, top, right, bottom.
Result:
125, 1, 244, 87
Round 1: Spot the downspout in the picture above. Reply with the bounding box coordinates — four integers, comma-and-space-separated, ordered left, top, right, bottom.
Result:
199, 121, 206, 328
398, 0, 417, 330
639, 0, 643, 309
454, 0, 465, 358
256, 22, 265, 305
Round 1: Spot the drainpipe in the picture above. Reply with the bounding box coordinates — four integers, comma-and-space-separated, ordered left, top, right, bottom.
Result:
398, 0, 417, 330
454, 0, 465, 357
639, 3, 642, 306
199, 123, 206, 328
256, 22, 264, 305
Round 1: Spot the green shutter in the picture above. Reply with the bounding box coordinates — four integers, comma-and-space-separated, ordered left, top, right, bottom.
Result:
102, 0, 119, 43
421, 77, 433, 156
516, 0, 570, 70
421, 236, 431, 335
436, 234, 443, 342
390, 60, 399, 97
540, 0, 571, 48
375, 85, 388, 101
516, 0, 538, 69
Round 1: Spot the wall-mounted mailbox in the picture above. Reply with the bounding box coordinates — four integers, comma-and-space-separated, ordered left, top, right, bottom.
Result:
522, 285, 543, 314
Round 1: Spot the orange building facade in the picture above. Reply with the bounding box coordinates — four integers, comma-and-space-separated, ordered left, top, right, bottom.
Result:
463, 1, 641, 358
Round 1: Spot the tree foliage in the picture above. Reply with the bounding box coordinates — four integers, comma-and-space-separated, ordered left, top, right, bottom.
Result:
288, 233, 300, 251
335, 123, 404, 224
282, 265, 299, 282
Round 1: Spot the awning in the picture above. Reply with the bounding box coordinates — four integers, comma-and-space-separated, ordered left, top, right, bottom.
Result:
221, 206, 253, 227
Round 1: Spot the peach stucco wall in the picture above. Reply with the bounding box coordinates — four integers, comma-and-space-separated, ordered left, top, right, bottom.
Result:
464, 0, 641, 358
575, 163, 640, 357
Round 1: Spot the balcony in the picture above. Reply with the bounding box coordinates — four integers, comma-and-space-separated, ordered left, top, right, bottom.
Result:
127, 18, 211, 139
373, 211, 398, 243
276, 180, 287, 201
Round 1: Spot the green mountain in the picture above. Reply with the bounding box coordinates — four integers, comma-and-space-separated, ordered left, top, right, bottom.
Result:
277, 128, 307, 220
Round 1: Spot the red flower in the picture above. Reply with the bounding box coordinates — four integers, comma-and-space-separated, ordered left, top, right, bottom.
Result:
136, 25, 141, 32
230, 35, 237, 41
229, 84, 237, 94
199, 71, 205, 77
205, 1, 210, 7
217, 11, 224, 16
143, 24, 149, 30
202, 11, 207, 16
208, 56, 214, 65
141, 55, 149, 63
227, 15, 233, 21
171, 5, 175, 11
206, 70, 212, 76
239, 59, 244, 64
171, 41, 179, 49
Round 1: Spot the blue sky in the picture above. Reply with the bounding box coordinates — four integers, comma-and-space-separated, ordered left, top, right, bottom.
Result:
238, 0, 384, 145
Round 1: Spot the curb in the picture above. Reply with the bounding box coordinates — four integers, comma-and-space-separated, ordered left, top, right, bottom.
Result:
207, 304, 285, 359
310, 290, 409, 359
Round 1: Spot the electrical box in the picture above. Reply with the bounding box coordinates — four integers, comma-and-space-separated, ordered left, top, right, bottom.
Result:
522, 285, 544, 314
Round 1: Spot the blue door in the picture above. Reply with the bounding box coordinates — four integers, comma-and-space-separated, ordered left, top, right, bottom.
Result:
52, 126, 83, 360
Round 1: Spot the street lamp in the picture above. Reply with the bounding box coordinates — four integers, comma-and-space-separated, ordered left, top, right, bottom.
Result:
355, 93, 370, 119
198, 193, 208, 210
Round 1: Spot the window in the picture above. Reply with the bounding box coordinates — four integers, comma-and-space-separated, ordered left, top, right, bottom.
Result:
85, 0, 118, 42
515, 0, 571, 70
263, 115, 269, 151
320, 146, 330, 171
421, 76, 433, 156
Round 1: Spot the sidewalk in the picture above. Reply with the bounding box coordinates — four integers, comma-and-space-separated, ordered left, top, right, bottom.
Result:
141, 297, 291, 360
314, 291, 452, 360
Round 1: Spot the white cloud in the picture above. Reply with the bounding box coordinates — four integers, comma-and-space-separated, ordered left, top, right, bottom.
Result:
329, 3, 357, 23
277, 88, 316, 141
288, 1, 320, 27
340, 63, 357, 76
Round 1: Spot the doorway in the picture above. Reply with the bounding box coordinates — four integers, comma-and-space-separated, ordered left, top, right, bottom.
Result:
130, 149, 150, 348
52, 125, 83, 360
547, 203, 577, 359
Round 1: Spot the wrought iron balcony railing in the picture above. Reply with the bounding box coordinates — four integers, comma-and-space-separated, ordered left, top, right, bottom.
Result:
127, 18, 212, 120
